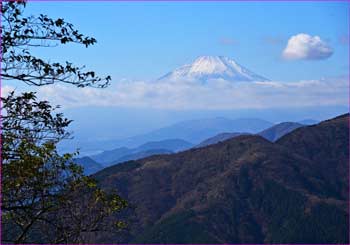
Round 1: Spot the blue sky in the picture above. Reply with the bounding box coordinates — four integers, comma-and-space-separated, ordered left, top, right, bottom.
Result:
25, 1, 349, 82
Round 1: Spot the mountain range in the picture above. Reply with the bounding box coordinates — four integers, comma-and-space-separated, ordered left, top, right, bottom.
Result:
196, 122, 306, 147
90, 139, 193, 166
196, 132, 249, 148
64, 115, 320, 159
80, 121, 309, 174
93, 113, 349, 243
83, 118, 274, 172
113, 117, 274, 148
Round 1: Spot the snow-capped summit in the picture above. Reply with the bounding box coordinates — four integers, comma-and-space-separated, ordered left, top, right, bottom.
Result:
158, 56, 269, 82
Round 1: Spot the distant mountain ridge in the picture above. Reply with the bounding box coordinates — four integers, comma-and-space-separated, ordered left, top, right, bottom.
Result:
298, 119, 319, 125
81, 118, 316, 173
195, 121, 305, 147
93, 113, 349, 243
82, 118, 273, 173
90, 139, 193, 167
196, 132, 249, 148
119, 117, 273, 147
116, 149, 173, 164
74, 156, 103, 175
258, 122, 304, 142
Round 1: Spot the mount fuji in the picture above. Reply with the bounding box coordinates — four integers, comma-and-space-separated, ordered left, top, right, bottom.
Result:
158, 56, 269, 82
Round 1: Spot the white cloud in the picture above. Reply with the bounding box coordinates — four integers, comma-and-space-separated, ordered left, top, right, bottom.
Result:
282, 33, 333, 60
31, 77, 348, 110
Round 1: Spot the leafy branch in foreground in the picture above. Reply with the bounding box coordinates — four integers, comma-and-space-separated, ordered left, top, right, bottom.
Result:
2, 92, 128, 243
1, 1, 111, 87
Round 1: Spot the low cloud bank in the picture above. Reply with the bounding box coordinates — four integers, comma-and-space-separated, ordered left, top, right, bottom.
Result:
6, 77, 342, 110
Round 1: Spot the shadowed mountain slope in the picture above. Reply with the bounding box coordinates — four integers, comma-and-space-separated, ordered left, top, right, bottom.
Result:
94, 114, 349, 244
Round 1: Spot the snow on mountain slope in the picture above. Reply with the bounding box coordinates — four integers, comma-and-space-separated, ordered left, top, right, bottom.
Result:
158, 56, 269, 82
